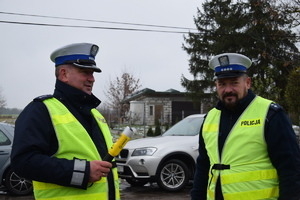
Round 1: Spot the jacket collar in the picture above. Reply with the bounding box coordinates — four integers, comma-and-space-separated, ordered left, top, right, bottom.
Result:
53, 79, 101, 109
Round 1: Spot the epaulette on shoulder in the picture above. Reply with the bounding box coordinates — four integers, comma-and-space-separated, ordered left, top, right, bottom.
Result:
33, 94, 53, 102
269, 102, 282, 112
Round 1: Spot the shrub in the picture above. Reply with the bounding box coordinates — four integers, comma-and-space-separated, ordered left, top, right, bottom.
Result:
147, 126, 154, 137
154, 119, 161, 136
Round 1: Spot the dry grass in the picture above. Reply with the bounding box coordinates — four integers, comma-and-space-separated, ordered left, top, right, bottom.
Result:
0, 116, 17, 125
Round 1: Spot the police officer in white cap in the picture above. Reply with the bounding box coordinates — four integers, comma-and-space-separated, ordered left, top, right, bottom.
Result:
209, 53, 252, 80
12, 43, 120, 200
191, 53, 300, 200
50, 43, 102, 73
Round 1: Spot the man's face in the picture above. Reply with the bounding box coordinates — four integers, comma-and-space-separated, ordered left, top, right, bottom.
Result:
60, 65, 95, 95
215, 76, 251, 110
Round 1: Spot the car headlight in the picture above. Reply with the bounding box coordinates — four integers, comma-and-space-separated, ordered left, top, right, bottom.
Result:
132, 147, 157, 156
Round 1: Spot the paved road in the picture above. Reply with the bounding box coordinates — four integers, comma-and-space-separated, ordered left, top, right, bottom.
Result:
120, 180, 192, 200
0, 180, 192, 200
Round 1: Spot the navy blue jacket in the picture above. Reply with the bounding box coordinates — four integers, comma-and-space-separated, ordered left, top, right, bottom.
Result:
11, 79, 116, 199
190, 89, 300, 200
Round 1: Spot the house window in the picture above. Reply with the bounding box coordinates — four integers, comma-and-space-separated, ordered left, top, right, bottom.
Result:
149, 105, 154, 116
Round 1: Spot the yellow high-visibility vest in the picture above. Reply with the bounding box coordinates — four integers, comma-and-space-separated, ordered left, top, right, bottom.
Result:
33, 97, 120, 200
203, 96, 279, 200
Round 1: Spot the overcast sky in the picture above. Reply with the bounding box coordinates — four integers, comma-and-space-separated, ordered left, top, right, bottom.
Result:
0, 0, 203, 109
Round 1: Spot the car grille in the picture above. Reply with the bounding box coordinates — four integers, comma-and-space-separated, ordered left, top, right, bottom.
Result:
119, 149, 129, 158
118, 166, 133, 176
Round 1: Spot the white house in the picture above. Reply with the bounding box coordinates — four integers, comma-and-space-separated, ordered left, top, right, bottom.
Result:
122, 88, 204, 126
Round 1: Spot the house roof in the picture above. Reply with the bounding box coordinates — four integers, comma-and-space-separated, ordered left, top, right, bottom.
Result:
122, 88, 185, 103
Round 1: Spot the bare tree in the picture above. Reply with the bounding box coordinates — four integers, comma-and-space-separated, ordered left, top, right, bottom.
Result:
104, 68, 142, 124
0, 87, 7, 112
97, 102, 116, 128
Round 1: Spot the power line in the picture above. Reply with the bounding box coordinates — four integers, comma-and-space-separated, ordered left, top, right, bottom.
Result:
0, 20, 194, 34
0, 12, 299, 38
0, 11, 197, 31
1, 20, 299, 38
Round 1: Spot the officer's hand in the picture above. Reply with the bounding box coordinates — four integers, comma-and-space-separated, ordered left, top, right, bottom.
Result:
89, 160, 112, 182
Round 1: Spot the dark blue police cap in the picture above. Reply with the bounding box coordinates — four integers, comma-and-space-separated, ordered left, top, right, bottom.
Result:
209, 53, 252, 79
50, 43, 101, 73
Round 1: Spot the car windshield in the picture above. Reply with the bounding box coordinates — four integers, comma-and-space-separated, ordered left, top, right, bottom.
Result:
163, 116, 204, 136
0, 123, 14, 136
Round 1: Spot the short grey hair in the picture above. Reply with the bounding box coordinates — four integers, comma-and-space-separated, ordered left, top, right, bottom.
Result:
55, 65, 73, 78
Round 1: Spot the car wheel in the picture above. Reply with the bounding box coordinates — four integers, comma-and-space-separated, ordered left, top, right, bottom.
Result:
126, 178, 148, 186
157, 159, 190, 192
4, 168, 33, 196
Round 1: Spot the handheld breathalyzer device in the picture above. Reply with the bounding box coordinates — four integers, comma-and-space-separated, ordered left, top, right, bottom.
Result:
103, 126, 133, 162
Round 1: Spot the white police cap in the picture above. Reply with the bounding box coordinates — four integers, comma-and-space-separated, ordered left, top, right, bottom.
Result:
50, 43, 101, 72
209, 53, 252, 79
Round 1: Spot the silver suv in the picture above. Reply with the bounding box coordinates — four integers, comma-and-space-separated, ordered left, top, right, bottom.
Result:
0, 122, 33, 195
116, 114, 205, 191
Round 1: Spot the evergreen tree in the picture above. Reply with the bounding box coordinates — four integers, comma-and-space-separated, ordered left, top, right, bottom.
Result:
182, 0, 299, 110
165, 123, 170, 132
147, 126, 154, 137
285, 68, 300, 125
154, 119, 162, 136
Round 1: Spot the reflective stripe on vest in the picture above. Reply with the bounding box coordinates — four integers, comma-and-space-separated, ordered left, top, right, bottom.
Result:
33, 97, 120, 200
203, 96, 279, 200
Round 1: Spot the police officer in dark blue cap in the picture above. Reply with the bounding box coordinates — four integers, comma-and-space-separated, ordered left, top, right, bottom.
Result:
191, 53, 300, 200
11, 43, 120, 200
